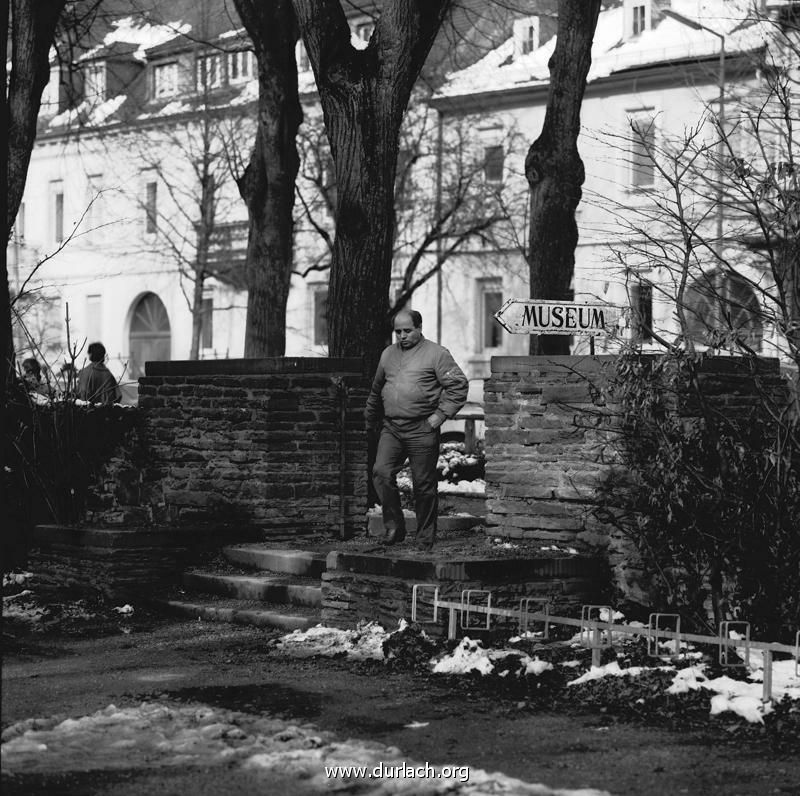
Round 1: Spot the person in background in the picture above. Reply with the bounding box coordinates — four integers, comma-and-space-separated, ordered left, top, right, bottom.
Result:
77, 342, 121, 405
21, 357, 49, 397
365, 309, 468, 551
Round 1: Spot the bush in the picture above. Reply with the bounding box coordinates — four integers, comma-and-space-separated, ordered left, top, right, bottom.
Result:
598, 352, 800, 640
3, 385, 139, 563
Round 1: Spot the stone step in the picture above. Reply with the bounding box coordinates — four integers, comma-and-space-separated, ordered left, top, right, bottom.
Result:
366, 509, 483, 538
222, 545, 328, 577
182, 571, 322, 607
155, 596, 320, 631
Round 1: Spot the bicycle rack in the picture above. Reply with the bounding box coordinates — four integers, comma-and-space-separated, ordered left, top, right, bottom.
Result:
647, 613, 681, 658
461, 589, 492, 631
518, 597, 551, 639
410, 584, 439, 624
719, 621, 750, 668
580, 605, 614, 649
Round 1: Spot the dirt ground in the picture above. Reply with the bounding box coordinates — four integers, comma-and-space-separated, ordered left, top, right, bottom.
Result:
3, 617, 799, 796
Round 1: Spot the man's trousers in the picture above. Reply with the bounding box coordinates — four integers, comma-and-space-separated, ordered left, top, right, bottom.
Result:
372, 417, 440, 547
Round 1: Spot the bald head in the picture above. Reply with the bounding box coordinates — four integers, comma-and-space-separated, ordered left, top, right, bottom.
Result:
393, 309, 423, 350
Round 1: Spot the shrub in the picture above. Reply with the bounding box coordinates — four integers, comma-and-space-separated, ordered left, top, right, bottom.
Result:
3, 384, 139, 563
598, 351, 800, 640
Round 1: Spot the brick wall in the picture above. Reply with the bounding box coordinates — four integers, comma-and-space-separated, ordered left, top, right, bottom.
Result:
484, 354, 787, 603
88, 358, 371, 541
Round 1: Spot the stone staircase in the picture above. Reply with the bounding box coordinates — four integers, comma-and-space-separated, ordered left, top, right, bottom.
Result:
156, 544, 329, 631
153, 538, 609, 634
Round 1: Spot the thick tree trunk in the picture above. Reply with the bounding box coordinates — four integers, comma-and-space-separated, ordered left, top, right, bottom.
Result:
3, 0, 67, 387
293, 0, 452, 373
526, 0, 601, 356
234, 0, 301, 358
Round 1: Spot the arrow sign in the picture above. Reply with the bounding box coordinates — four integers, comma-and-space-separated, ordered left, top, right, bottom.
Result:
494, 299, 622, 336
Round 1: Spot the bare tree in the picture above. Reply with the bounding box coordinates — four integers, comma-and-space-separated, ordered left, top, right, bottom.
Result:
293, 0, 453, 372
120, 108, 249, 360
3, 0, 112, 391
294, 95, 528, 318
525, 0, 602, 355
605, 3, 799, 381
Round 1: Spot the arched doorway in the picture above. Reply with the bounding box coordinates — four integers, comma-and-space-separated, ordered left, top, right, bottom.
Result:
128, 292, 171, 379
684, 272, 763, 352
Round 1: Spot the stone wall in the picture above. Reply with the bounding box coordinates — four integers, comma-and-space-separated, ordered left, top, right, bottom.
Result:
87, 357, 371, 542
321, 551, 608, 630
483, 354, 787, 604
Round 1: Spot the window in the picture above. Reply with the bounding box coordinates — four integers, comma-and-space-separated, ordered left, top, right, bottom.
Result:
200, 297, 213, 349
84, 62, 106, 102
86, 174, 103, 232
153, 62, 178, 98
228, 50, 253, 83
629, 112, 656, 189
513, 16, 539, 57
355, 21, 374, 43
632, 4, 647, 35
479, 280, 503, 350
51, 182, 65, 243
145, 181, 158, 234
313, 288, 328, 346
483, 145, 504, 184
197, 53, 223, 90
86, 294, 102, 343
684, 272, 762, 351
395, 147, 415, 211
630, 282, 653, 342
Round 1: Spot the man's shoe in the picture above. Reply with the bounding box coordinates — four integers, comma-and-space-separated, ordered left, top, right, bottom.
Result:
384, 530, 406, 545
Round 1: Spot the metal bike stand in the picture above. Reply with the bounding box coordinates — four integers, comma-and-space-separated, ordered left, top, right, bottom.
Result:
518, 597, 551, 640
461, 589, 492, 631
581, 605, 614, 667
647, 613, 682, 659
718, 621, 750, 668
411, 584, 440, 624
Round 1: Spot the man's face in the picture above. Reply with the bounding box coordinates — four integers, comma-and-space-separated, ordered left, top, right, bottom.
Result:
393, 314, 422, 350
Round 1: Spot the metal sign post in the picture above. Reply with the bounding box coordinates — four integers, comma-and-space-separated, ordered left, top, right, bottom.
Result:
494, 299, 622, 354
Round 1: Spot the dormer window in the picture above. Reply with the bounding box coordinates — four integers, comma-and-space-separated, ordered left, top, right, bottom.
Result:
633, 5, 646, 34
153, 62, 178, 98
625, 0, 650, 37
197, 53, 223, 90
513, 16, 539, 57
354, 21, 374, 44
84, 61, 106, 102
228, 50, 253, 83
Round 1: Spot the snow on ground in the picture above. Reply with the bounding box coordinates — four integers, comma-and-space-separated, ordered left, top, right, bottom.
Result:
274, 621, 395, 660
1, 702, 610, 795
432, 638, 553, 678
273, 621, 800, 726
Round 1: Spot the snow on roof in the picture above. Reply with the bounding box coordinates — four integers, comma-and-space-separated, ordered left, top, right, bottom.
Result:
48, 94, 127, 130
81, 16, 191, 63
438, 0, 773, 100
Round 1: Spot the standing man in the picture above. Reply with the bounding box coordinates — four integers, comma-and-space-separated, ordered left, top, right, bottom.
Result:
77, 342, 121, 405
365, 310, 468, 551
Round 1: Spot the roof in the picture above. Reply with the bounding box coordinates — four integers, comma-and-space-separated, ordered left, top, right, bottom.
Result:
436, 0, 774, 101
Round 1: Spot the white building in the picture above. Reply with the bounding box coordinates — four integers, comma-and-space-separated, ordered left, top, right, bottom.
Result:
9, 0, 795, 403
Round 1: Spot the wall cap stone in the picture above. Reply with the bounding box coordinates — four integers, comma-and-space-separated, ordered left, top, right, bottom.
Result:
144, 357, 365, 377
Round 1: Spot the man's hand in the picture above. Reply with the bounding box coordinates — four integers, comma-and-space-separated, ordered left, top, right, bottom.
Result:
426, 413, 443, 429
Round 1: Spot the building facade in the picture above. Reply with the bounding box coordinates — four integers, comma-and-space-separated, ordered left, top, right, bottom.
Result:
9, 0, 795, 404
